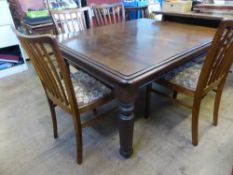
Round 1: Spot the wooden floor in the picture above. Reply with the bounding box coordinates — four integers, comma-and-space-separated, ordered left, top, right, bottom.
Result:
0, 63, 233, 175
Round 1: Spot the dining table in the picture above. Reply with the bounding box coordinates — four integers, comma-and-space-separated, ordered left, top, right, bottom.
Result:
56, 18, 216, 159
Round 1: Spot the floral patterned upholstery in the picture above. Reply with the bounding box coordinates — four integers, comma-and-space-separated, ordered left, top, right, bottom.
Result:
69, 70, 112, 106
162, 56, 205, 90
43, 43, 112, 107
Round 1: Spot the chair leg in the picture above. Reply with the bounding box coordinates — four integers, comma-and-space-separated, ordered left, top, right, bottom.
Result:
93, 108, 97, 114
191, 97, 202, 146
65, 59, 71, 73
173, 91, 178, 99
76, 129, 83, 164
213, 81, 225, 126
47, 98, 58, 138
72, 113, 83, 164
145, 84, 152, 118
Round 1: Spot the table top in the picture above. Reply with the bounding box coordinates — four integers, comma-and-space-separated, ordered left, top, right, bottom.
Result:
154, 11, 233, 20
57, 19, 216, 85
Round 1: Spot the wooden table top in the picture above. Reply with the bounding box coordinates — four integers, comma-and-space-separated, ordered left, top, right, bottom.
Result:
154, 11, 233, 20
57, 19, 216, 85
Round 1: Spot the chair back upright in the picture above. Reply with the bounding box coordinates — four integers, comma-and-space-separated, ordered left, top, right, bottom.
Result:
92, 2, 125, 26
197, 19, 233, 94
15, 32, 79, 115
50, 7, 93, 34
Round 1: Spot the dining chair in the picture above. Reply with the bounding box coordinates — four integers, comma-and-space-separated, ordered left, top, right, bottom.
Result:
50, 6, 93, 34
145, 19, 233, 146
92, 2, 125, 26
15, 31, 116, 164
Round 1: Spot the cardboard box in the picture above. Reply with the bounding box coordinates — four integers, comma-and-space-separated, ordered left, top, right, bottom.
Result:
162, 1, 192, 12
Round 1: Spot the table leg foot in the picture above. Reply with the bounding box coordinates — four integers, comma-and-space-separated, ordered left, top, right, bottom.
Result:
119, 148, 133, 158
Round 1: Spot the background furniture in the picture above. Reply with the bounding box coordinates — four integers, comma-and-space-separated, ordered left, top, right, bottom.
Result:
154, 11, 233, 28
194, 3, 233, 13
8, 0, 46, 28
56, 19, 216, 158
8, 0, 53, 34
8, 0, 82, 34
145, 19, 233, 146
125, 5, 149, 19
16, 32, 116, 164
0, 0, 27, 78
23, 21, 54, 34
87, 0, 118, 5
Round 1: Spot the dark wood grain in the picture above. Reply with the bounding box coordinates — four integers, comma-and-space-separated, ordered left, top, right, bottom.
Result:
57, 19, 216, 84
56, 19, 216, 158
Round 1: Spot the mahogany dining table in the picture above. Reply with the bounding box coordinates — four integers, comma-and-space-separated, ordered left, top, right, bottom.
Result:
56, 19, 216, 159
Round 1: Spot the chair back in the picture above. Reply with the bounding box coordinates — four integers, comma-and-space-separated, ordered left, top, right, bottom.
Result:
15, 31, 79, 113
92, 2, 125, 26
197, 19, 233, 94
50, 7, 93, 34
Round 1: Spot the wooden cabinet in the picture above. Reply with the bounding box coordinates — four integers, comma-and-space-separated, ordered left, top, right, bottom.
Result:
0, 0, 27, 78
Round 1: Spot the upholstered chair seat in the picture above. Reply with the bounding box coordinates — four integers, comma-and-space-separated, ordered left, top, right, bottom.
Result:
162, 57, 204, 90
68, 71, 112, 107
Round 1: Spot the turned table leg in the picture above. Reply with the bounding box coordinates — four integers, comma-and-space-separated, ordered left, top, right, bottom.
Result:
118, 102, 134, 158
115, 86, 138, 158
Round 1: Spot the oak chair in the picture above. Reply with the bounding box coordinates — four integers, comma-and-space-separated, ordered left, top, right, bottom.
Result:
50, 6, 93, 34
145, 19, 233, 146
15, 31, 116, 164
92, 2, 125, 26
